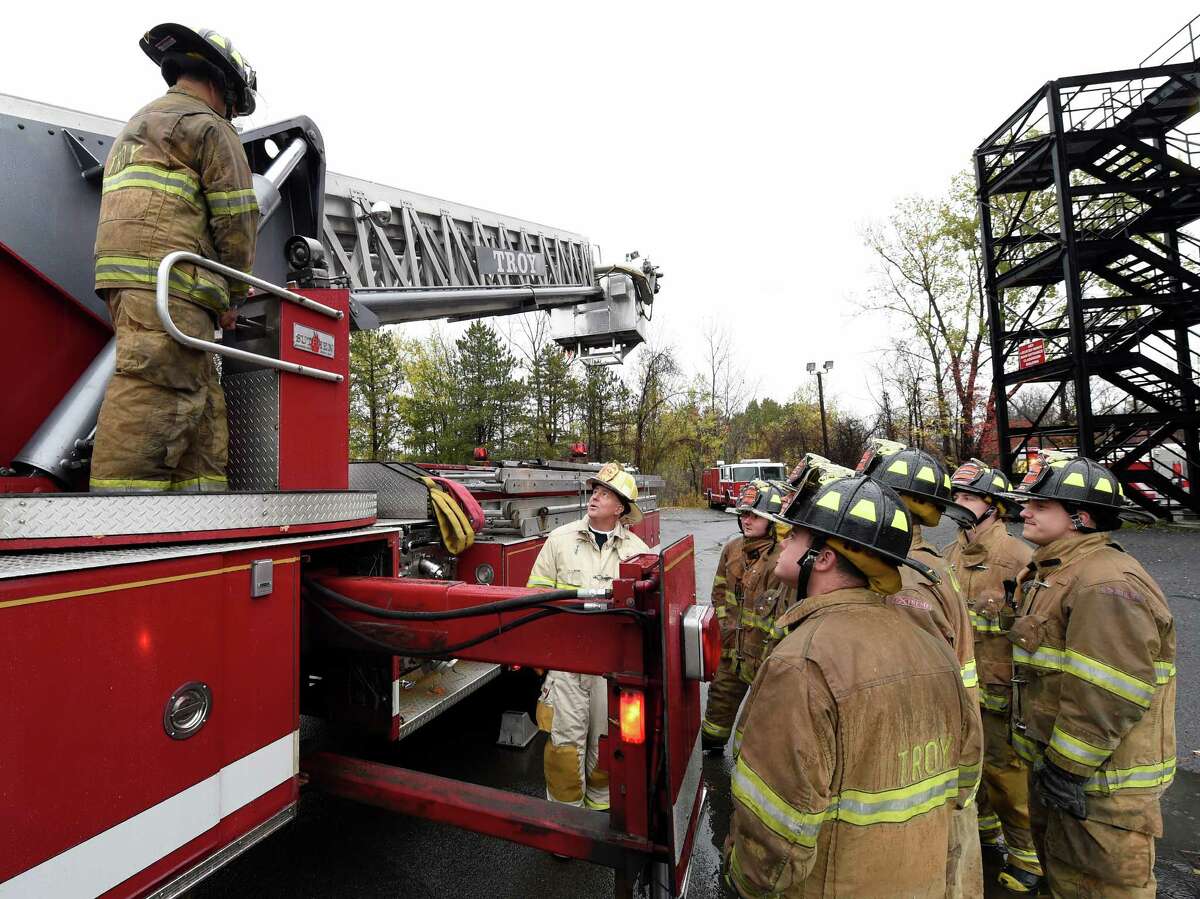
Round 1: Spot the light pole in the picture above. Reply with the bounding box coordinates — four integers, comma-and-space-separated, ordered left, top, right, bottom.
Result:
807, 360, 834, 457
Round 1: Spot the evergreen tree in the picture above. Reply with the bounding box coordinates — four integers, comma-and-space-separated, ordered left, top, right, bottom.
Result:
348, 328, 405, 460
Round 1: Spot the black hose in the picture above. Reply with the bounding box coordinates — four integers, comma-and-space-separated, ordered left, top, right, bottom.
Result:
304, 578, 589, 621
303, 590, 564, 657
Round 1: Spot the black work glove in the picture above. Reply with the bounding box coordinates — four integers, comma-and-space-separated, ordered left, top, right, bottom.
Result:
1033, 756, 1088, 820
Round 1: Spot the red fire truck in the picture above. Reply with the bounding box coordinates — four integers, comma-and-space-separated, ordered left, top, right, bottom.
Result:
0, 93, 712, 898
701, 458, 788, 509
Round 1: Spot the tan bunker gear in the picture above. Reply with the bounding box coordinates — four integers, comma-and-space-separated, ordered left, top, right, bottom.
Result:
944, 519, 1041, 876
725, 588, 983, 898
702, 534, 793, 744
529, 517, 649, 809
90, 84, 259, 492
888, 523, 983, 899
1010, 532, 1176, 898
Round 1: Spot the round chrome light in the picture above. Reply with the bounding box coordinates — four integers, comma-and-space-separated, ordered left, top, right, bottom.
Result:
474, 563, 495, 585
164, 682, 212, 740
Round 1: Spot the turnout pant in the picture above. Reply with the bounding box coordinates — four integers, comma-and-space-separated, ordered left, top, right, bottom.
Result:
91, 289, 228, 493
702, 655, 749, 744
1029, 769, 1156, 898
537, 671, 609, 809
978, 708, 1042, 875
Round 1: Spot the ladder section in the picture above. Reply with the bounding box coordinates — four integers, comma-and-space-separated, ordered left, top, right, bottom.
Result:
322, 171, 594, 292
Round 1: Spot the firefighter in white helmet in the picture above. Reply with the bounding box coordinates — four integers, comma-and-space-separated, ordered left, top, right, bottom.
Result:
528, 463, 650, 813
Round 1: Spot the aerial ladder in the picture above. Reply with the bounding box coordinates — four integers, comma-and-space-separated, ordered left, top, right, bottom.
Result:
0, 93, 707, 899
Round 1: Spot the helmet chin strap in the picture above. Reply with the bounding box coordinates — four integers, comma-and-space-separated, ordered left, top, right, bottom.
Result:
955, 498, 996, 532
795, 536, 827, 598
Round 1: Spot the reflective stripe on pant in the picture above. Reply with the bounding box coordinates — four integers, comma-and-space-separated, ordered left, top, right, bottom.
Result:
90, 289, 228, 493
1029, 768, 1156, 898
537, 671, 609, 810
978, 708, 1042, 875
702, 654, 750, 742
946, 802, 983, 899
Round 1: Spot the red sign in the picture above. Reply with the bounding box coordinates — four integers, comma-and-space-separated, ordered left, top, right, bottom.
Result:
1018, 339, 1045, 369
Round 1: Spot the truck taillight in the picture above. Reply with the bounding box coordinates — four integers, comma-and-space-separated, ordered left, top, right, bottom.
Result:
620, 690, 645, 744
681, 605, 719, 681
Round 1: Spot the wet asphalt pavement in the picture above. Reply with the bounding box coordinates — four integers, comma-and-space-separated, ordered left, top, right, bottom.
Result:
190, 508, 1200, 898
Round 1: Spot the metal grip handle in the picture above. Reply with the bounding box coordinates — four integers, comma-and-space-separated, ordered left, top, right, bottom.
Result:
155, 250, 344, 383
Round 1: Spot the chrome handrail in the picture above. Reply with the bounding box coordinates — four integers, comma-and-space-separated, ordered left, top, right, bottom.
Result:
155, 250, 344, 383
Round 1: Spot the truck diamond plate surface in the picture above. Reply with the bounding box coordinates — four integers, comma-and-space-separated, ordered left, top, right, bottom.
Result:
226, 370, 280, 491
0, 491, 376, 541
0, 523, 413, 581
349, 463, 430, 519
393, 661, 502, 740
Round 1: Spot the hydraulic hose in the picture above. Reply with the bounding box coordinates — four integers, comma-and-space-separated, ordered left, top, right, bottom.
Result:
303, 578, 607, 621
302, 580, 651, 658
304, 592, 565, 657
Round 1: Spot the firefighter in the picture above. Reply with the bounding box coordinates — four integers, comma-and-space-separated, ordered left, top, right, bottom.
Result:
1006, 454, 1175, 899
857, 440, 983, 899
724, 474, 982, 898
942, 459, 1042, 892
701, 479, 795, 752
90, 24, 260, 493
528, 463, 650, 812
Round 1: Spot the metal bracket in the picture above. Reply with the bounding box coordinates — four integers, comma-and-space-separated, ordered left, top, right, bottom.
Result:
61, 129, 104, 182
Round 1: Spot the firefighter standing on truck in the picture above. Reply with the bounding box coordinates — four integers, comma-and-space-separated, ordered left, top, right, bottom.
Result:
858, 440, 983, 899
701, 479, 796, 752
1006, 454, 1175, 898
90, 23, 260, 493
942, 459, 1042, 893
528, 463, 650, 814
724, 469, 982, 898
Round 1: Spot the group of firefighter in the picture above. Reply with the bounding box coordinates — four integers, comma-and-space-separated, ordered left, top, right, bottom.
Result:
91, 24, 1177, 899
526, 444, 1176, 899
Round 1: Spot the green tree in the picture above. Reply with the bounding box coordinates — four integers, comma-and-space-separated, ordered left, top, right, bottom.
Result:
455, 322, 521, 454
348, 328, 405, 460
401, 331, 465, 460
526, 343, 579, 456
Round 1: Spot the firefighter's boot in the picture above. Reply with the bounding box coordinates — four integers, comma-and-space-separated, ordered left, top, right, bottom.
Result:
997, 864, 1041, 894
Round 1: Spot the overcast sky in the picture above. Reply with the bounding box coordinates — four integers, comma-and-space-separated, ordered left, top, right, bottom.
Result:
5, 2, 1198, 416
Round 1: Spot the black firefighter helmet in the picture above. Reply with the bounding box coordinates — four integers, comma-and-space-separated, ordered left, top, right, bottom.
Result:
1006, 453, 1127, 530
856, 439, 975, 528
141, 24, 258, 118
949, 458, 1019, 524
776, 475, 938, 595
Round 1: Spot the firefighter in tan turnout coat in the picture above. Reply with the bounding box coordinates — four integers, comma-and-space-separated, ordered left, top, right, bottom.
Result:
701, 479, 795, 751
1006, 454, 1175, 898
91, 23, 260, 493
942, 459, 1042, 892
857, 440, 984, 899
528, 464, 650, 811
724, 470, 982, 898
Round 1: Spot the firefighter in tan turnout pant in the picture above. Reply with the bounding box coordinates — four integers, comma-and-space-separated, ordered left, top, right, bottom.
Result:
943, 460, 1042, 892
91, 24, 260, 493
858, 441, 983, 899
724, 473, 982, 899
701, 479, 795, 751
529, 464, 649, 811
1006, 454, 1175, 899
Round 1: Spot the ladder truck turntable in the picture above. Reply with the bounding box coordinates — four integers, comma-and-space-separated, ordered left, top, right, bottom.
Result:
0, 92, 714, 899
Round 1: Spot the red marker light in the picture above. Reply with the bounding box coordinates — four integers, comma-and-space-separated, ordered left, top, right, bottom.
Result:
620, 690, 645, 745
701, 609, 721, 682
